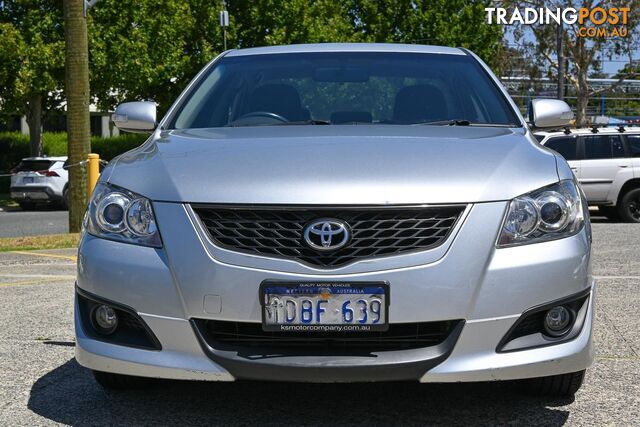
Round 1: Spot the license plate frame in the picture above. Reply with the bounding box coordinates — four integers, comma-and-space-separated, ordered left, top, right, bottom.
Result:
260, 280, 390, 332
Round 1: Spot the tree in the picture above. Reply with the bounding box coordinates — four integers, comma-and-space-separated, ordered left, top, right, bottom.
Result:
88, 0, 356, 114
88, 0, 206, 114
0, 1, 65, 156
502, 0, 640, 125
88, 1, 504, 115
64, 0, 91, 232
228, 0, 356, 47
345, 0, 504, 67
228, 0, 503, 66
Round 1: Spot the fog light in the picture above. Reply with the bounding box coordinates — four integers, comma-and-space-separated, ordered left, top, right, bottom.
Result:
544, 306, 571, 337
92, 304, 118, 335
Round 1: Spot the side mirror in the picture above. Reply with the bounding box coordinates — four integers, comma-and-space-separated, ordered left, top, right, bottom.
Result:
529, 99, 574, 129
112, 101, 157, 133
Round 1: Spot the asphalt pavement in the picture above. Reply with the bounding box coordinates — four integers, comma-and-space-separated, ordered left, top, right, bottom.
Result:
0, 207, 69, 238
0, 221, 638, 425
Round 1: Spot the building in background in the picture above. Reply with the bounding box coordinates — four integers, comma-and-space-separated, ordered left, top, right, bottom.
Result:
0, 103, 118, 138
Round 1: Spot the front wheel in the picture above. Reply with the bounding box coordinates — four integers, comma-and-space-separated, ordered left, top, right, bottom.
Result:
19, 201, 36, 211
618, 188, 640, 223
519, 370, 586, 397
92, 370, 152, 390
598, 206, 619, 221
60, 187, 69, 210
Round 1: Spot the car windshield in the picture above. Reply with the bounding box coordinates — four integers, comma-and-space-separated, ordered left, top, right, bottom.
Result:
169, 52, 520, 129
14, 160, 54, 172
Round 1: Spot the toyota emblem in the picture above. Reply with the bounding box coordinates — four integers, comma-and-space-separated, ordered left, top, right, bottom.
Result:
303, 219, 351, 251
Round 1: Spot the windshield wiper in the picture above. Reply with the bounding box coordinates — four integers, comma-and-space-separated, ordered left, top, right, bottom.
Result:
274, 119, 331, 125
415, 119, 472, 126
226, 119, 331, 127
415, 119, 516, 127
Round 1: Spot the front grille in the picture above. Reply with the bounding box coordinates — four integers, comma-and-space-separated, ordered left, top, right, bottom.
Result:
193, 319, 462, 354
192, 205, 465, 268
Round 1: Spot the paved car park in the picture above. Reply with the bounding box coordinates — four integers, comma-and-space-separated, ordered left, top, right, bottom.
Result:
0, 208, 69, 238
0, 220, 638, 426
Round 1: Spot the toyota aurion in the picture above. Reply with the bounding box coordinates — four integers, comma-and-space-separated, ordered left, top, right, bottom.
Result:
75, 44, 594, 396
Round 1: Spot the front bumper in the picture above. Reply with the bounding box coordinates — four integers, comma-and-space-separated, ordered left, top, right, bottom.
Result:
75, 286, 594, 382
75, 201, 594, 382
10, 186, 60, 202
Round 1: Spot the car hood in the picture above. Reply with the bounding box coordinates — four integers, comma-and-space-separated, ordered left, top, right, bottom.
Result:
106, 125, 559, 205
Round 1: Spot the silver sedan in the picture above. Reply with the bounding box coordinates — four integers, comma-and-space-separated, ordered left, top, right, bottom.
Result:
75, 43, 594, 397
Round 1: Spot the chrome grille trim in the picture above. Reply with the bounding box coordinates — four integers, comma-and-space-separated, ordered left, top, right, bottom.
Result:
191, 204, 467, 268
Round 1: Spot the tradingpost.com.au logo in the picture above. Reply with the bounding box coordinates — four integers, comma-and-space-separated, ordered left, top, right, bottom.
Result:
485, 6, 630, 38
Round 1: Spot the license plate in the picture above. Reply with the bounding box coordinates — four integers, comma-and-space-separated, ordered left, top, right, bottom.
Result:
260, 281, 389, 332
23, 177, 34, 184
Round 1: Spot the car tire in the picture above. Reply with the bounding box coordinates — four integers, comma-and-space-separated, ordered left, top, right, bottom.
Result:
598, 206, 620, 221
61, 187, 69, 210
519, 370, 586, 397
92, 370, 152, 390
18, 202, 36, 211
618, 188, 640, 223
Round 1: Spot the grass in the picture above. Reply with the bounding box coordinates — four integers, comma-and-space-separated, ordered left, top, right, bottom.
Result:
0, 193, 18, 208
0, 233, 80, 252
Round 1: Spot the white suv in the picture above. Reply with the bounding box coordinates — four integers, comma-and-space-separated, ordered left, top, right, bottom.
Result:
536, 127, 640, 222
10, 156, 69, 210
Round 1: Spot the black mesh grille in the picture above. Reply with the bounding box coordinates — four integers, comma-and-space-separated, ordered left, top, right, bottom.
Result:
192, 205, 465, 268
193, 319, 461, 353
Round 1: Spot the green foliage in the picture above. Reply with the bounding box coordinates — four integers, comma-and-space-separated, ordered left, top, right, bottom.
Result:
0, 132, 30, 173
89, 0, 208, 114
1, 0, 505, 127
0, 131, 146, 172
0, 1, 65, 116
91, 133, 148, 161
345, 0, 503, 65
88, 0, 504, 115
228, 0, 356, 47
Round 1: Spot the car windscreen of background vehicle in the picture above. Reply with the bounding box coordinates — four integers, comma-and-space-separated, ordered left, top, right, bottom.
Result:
170, 52, 520, 128
15, 160, 54, 172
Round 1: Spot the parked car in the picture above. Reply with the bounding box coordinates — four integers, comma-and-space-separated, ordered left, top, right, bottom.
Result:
10, 156, 69, 210
75, 44, 594, 397
535, 127, 640, 222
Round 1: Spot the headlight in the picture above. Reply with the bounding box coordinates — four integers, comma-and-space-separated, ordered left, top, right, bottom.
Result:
84, 182, 162, 248
497, 180, 586, 247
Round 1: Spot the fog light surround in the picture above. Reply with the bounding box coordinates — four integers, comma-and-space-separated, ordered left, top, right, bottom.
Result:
92, 304, 118, 335
496, 288, 590, 353
543, 305, 572, 337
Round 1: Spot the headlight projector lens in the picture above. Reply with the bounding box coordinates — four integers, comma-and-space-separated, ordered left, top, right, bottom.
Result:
544, 306, 572, 337
96, 192, 129, 232
536, 191, 570, 232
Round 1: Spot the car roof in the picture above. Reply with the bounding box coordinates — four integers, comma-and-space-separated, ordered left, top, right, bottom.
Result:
21, 156, 68, 162
535, 126, 640, 139
225, 43, 466, 57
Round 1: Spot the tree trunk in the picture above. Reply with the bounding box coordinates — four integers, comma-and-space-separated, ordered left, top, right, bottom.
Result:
64, 0, 91, 233
575, 72, 590, 127
26, 94, 44, 157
